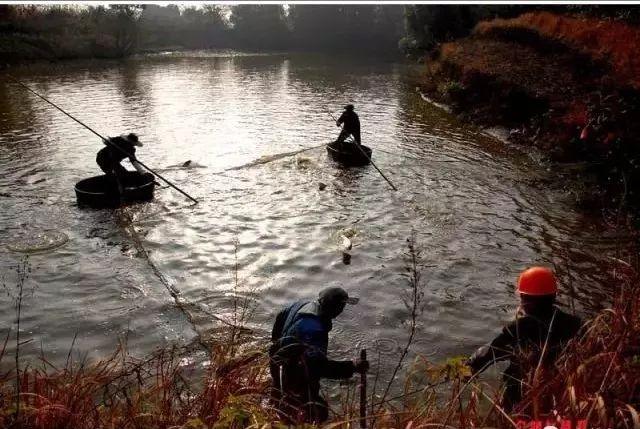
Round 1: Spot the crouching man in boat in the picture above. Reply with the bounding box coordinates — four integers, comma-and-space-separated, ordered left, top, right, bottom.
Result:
96, 133, 145, 193
269, 287, 368, 424
467, 267, 583, 412
336, 104, 361, 145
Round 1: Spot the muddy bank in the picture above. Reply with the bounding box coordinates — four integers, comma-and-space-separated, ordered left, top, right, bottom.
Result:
418, 12, 640, 212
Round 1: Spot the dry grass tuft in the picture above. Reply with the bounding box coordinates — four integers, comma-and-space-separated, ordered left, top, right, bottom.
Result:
0, 343, 273, 429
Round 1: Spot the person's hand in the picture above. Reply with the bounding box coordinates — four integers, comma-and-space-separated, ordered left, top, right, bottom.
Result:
336, 122, 341, 127
354, 359, 369, 373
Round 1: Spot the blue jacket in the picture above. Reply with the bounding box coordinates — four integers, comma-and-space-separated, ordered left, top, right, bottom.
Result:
271, 301, 355, 382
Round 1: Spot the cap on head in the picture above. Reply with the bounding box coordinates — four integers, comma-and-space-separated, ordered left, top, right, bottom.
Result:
124, 133, 143, 147
319, 287, 359, 306
517, 266, 558, 296
344, 104, 355, 111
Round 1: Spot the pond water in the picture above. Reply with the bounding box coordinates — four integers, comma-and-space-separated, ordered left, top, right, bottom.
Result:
0, 52, 630, 378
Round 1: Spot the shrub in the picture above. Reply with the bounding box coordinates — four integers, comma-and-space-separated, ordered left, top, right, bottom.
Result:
475, 11, 640, 89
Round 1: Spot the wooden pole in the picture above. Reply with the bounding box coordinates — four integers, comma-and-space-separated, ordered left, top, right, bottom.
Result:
353, 144, 398, 191
360, 348, 367, 429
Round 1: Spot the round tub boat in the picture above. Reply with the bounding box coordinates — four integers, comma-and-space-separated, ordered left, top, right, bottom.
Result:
326, 141, 372, 167
74, 172, 155, 208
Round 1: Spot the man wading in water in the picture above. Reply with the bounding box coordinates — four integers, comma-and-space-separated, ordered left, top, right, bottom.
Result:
467, 267, 583, 411
96, 133, 145, 194
336, 104, 361, 146
269, 287, 369, 423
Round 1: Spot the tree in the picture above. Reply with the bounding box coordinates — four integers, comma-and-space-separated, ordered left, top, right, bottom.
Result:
402, 5, 537, 54
288, 5, 403, 54
181, 6, 228, 48
103, 5, 145, 56
230, 5, 289, 50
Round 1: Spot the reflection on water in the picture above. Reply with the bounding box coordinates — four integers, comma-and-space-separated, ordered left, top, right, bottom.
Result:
0, 52, 632, 378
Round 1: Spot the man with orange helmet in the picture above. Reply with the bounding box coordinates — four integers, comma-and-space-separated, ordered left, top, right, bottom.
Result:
467, 266, 582, 411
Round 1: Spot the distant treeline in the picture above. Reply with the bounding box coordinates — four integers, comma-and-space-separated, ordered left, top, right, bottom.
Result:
4, 4, 636, 63
0, 5, 145, 60
0, 4, 404, 62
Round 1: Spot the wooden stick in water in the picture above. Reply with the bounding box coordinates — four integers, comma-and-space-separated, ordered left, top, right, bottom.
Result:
354, 144, 398, 191
360, 348, 368, 429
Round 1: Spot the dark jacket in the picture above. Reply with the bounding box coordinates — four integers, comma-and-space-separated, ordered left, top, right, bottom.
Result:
469, 306, 582, 372
270, 301, 355, 387
337, 110, 360, 134
96, 137, 137, 170
468, 306, 582, 408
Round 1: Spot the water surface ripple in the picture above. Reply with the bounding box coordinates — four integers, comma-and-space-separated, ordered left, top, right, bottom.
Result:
0, 52, 628, 373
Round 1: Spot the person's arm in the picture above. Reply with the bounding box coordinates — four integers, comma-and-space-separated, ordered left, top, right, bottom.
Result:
336, 112, 346, 127
126, 145, 145, 173
301, 324, 356, 380
467, 323, 517, 374
308, 349, 356, 379
271, 309, 288, 342
131, 159, 145, 174
320, 359, 356, 379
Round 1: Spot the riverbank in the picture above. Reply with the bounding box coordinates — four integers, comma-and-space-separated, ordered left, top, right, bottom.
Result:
0, 32, 128, 63
1, 232, 638, 428
1, 257, 638, 428
0, 31, 201, 65
418, 11, 640, 212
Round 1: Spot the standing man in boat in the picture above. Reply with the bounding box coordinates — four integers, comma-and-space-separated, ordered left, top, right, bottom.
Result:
96, 133, 145, 193
466, 266, 582, 411
269, 287, 369, 424
336, 104, 361, 145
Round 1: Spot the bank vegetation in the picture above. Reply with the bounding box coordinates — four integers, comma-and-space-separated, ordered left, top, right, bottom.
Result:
412, 7, 640, 211
1, 236, 638, 428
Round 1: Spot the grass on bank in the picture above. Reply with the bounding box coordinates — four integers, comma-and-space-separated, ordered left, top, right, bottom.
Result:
421, 10, 640, 210
475, 11, 640, 89
0, 241, 639, 428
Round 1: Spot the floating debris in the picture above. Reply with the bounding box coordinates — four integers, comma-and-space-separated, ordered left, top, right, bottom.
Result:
337, 228, 358, 265
318, 182, 327, 191
295, 155, 315, 170
340, 227, 358, 239
7, 230, 68, 253
340, 234, 352, 252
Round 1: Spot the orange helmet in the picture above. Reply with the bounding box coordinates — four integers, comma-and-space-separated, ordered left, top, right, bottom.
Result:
517, 266, 558, 296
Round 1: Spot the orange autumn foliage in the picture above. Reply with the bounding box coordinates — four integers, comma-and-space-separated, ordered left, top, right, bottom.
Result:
476, 11, 640, 89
